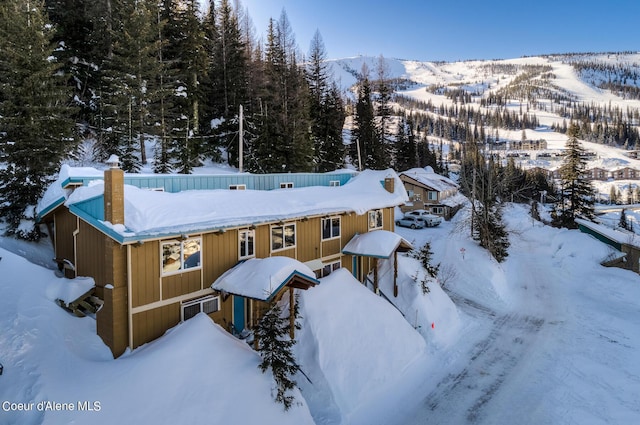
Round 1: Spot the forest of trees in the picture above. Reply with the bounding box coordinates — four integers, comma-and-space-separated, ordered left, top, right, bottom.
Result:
0, 0, 348, 238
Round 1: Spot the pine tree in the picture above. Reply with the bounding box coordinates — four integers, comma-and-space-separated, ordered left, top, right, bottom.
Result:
554, 123, 595, 228
305, 31, 345, 172
373, 55, 393, 169
0, 0, 77, 239
619, 208, 629, 230
160, 0, 207, 173
251, 12, 312, 173
255, 302, 299, 411
99, 0, 161, 171
351, 64, 385, 170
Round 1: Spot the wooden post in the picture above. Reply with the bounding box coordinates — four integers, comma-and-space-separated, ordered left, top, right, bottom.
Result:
373, 258, 379, 294
289, 288, 295, 339
393, 251, 399, 297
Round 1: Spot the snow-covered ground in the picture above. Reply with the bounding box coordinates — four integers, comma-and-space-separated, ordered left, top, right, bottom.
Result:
2, 202, 640, 424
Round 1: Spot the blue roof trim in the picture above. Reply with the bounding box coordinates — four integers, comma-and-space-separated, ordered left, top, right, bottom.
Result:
341, 249, 391, 259
68, 204, 128, 244
265, 269, 320, 303
36, 196, 66, 222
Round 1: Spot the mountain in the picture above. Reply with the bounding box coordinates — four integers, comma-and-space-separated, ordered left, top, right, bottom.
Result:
331, 52, 640, 201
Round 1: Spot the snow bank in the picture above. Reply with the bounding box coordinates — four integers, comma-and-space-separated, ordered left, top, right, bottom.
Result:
379, 255, 461, 349
294, 269, 426, 421
0, 247, 314, 425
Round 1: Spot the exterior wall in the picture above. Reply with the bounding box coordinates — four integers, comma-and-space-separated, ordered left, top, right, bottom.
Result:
53, 209, 77, 267
76, 220, 109, 293
73, 204, 398, 356
132, 303, 180, 348
622, 244, 640, 273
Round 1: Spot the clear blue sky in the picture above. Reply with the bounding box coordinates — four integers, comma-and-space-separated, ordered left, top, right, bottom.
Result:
238, 0, 639, 62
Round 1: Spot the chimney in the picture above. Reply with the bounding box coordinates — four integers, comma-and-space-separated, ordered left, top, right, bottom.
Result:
384, 176, 395, 194
104, 154, 125, 225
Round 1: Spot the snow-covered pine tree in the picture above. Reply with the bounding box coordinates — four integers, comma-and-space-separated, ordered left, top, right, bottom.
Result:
553, 123, 595, 228
255, 302, 299, 411
619, 208, 629, 230
305, 31, 345, 172
0, 0, 77, 239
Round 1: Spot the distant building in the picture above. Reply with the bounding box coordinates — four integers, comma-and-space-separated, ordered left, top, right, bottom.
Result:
398, 167, 464, 219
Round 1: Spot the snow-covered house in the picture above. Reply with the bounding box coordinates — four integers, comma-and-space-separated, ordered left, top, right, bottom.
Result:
36, 160, 408, 357
399, 167, 462, 219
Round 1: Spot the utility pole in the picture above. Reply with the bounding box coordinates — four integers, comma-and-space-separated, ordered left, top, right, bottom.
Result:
239, 105, 244, 173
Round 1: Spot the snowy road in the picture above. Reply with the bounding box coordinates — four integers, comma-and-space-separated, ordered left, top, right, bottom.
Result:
393, 207, 640, 425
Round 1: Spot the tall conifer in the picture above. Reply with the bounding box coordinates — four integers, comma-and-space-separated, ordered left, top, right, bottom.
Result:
0, 0, 77, 239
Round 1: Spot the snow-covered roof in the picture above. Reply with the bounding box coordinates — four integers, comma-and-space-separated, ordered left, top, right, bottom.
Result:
211, 257, 318, 301
39, 167, 408, 243
575, 218, 640, 249
342, 230, 413, 259
400, 167, 459, 192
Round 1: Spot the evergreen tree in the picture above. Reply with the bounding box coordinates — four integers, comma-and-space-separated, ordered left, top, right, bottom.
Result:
203, 0, 250, 167
160, 0, 207, 173
459, 142, 510, 262
255, 302, 299, 411
374, 55, 393, 168
0, 0, 77, 239
553, 123, 595, 228
619, 208, 630, 230
251, 12, 312, 173
99, 0, 161, 171
305, 31, 345, 172
352, 64, 387, 169
394, 115, 419, 171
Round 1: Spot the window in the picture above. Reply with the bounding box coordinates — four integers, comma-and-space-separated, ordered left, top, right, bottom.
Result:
239, 229, 255, 259
321, 260, 341, 277
229, 184, 246, 190
181, 295, 220, 321
431, 206, 444, 215
427, 191, 438, 201
280, 182, 294, 189
329, 180, 340, 187
368, 209, 383, 229
322, 217, 340, 240
161, 238, 201, 275
271, 223, 296, 251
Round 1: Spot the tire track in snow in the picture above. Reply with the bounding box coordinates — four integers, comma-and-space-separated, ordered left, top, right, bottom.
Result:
408, 291, 545, 424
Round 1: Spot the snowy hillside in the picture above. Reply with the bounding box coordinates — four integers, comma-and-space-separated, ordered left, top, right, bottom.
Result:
333, 53, 640, 201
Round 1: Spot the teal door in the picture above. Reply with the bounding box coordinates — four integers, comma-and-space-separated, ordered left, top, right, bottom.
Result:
233, 295, 245, 333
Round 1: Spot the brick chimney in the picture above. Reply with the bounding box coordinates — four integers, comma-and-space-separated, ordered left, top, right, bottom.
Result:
104, 154, 124, 225
384, 176, 395, 194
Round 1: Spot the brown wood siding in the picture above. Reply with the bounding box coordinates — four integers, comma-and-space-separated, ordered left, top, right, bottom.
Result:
255, 225, 271, 258
322, 238, 341, 257
297, 217, 321, 262
162, 270, 202, 299
76, 220, 108, 288
271, 248, 296, 259
383, 207, 394, 230
54, 210, 77, 264
202, 231, 239, 288
132, 303, 180, 349
130, 241, 160, 308
208, 295, 233, 330
341, 213, 369, 244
